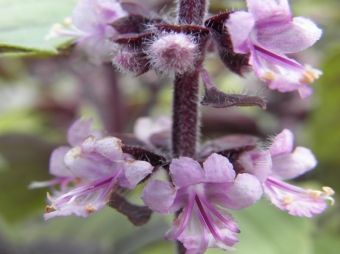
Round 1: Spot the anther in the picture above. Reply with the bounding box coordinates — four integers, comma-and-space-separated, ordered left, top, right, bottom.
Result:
283, 196, 293, 205
261, 70, 275, 81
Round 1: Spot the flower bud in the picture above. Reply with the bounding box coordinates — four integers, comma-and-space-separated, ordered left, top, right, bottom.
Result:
148, 33, 197, 75
112, 46, 150, 75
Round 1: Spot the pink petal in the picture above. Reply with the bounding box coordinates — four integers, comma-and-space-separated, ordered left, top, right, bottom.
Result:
170, 157, 205, 188
120, 160, 152, 189
247, 0, 291, 22
93, 136, 123, 161
133, 116, 171, 146
44, 187, 108, 220
206, 174, 262, 210
225, 11, 254, 54
272, 147, 317, 180
269, 129, 294, 157
141, 180, 177, 214
203, 153, 235, 183
174, 205, 238, 253
237, 151, 272, 182
263, 178, 327, 217
255, 17, 322, 54
72, 0, 99, 32
64, 146, 114, 180
298, 86, 313, 99
67, 118, 102, 147
49, 146, 73, 177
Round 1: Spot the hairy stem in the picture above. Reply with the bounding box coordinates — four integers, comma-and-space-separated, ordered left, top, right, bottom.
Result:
178, 0, 207, 25
174, 1, 208, 251
172, 69, 200, 158
104, 64, 126, 133
172, 0, 208, 159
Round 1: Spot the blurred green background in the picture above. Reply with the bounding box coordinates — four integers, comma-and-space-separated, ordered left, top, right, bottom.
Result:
0, 0, 339, 253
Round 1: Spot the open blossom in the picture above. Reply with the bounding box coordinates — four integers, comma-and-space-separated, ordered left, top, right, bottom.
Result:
29, 118, 103, 192
46, 0, 127, 64
225, 0, 322, 98
262, 129, 334, 217
31, 118, 152, 219
142, 153, 262, 253
133, 116, 171, 148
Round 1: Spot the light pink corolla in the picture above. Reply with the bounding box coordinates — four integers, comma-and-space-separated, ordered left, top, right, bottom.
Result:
225, 0, 322, 98
29, 118, 103, 193
262, 129, 334, 217
46, 0, 127, 64
142, 153, 263, 253
31, 118, 152, 219
133, 116, 171, 148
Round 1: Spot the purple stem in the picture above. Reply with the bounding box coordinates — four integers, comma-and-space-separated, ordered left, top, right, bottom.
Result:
172, 70, 200, 158
174, 0, 208, 253
172, 0, 207, 159
104, 64, 126, 133
178, 0, 207, 25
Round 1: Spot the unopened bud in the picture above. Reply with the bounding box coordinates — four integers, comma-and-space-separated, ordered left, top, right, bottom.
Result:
148, 33, 197, 75
112, 46, 150, 75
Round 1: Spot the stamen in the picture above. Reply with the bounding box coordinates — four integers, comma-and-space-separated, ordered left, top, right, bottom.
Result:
67, 195, 78, 204
63, 17, 72, 26
195, 196, 231, 248
51, 23, 64, 33
165, 191, 196, 241
261, 70, 276, 81
195, 206, 212, 253
197, 193, 240, 233
322, 186, 335, 196
46, 192, 54, 202
282, 195, 293, 205
306, 70, 319, 80
299, 72, 314, 84
85, 204, 98, 213
321, 186, 335, 205
45, 205, 54, 213
307, 190, 321, 200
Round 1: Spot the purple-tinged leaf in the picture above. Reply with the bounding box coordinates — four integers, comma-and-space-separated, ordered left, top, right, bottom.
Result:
199, 67, 266, 109
204, 12, 250, 75
122, 145, 168, 167
155, 24, 210, 38
199, 134, 258, 161
201, 86, 266, 109
109, 192, 152, 226
121, 1, 161, 20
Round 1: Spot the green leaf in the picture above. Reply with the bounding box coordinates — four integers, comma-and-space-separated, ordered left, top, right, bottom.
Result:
303, 43, 340, 193
205, 200, 314, 254
0, 0, 77, 56
0, 134, 57, 222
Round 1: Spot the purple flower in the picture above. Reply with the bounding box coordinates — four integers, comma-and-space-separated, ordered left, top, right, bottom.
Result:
133, 116, 171, 148
46, 0, 127, 64
225, 0, 322, 98
29, 118, 103, 192
262, 129, 334, 217
141, 153, 262, 253
31, 118, 152, 219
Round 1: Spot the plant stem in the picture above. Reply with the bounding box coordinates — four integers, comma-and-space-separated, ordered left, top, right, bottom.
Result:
172, 70, 200, 158
171, 0, 207, 159
173, 0, 208, 252
178, 0, 207, 25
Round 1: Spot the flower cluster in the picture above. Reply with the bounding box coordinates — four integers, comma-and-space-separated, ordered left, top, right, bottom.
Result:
225, 0, 322, 98
35, 0, 336, 253
32, 118, 334, 253
46, 0, 127, 64
30, 118, 152, 219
